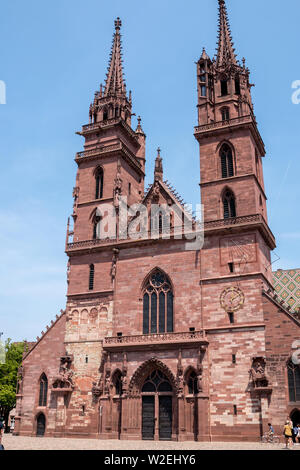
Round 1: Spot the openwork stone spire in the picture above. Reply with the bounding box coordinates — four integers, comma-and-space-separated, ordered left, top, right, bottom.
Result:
216, 0, 238, 67
104, 17, 126, 96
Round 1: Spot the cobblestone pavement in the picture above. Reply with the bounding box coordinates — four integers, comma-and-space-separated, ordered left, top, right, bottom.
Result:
2, 434, 300, 451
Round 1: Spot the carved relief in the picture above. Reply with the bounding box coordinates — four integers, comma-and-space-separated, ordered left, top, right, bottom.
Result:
110, 248, 119, 283
249, 357, 269, 388
52, 355, 74, 391
113, 161, 123, 208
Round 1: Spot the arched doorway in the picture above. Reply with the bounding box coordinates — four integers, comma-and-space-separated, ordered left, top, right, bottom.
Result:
291, 409, 300, 427
142, 369, 173, 441
36, 413, 46, 437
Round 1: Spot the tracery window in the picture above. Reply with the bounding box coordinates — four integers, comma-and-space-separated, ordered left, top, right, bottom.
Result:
143, 270, 173, 334
142, 370, 172, 392
288, 360, 300, 402
39, 374, 48, 407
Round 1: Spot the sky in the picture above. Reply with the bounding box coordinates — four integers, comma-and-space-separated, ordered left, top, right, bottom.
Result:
0, 0, 299, 342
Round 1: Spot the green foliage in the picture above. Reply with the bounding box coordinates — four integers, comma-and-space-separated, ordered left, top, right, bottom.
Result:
0, 339, 26, 423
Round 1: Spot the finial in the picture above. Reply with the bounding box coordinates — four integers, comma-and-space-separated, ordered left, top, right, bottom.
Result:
115, 17, 122, 31
154, 148, 163, 182
135, 115, 145, 135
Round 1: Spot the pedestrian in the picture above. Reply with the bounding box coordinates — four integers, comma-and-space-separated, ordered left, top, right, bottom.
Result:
0, 417, 4, 450
296, 424, 300, 445
292, 423, 299, 443
268, 422, 275, 436
283, 420, 293, 449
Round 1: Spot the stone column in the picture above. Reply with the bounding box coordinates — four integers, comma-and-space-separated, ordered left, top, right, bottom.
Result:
177, 396, 186, 441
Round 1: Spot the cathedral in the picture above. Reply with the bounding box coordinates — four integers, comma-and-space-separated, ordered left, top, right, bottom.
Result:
14, 0, 300, 442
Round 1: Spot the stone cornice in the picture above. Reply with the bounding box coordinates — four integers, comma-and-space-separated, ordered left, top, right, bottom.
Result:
67, 289, 113, 300
194, 114, 265, 157
200, 173, 267, 201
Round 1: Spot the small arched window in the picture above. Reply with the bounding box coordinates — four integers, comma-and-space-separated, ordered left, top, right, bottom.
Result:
39, 374, 48, 407
93, 214, 101, 240
187, 371, 199, 395
89, 264, 95, 291
221, 107, 230, 122
287, 360, 300, 402
103, 108, 108, 121
235, 76, 241, 95
221, 79, 228, 96
223, 190, 236, 219
143, 269, 173, 334
95, 168, 104, 200
220, 144, 234, 178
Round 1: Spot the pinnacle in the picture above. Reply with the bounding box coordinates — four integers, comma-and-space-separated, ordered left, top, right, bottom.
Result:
104, 18, 127, 96
216, 0, 238, 67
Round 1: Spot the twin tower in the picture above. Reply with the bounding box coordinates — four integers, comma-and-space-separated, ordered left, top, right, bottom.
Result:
15, 1, 300, 443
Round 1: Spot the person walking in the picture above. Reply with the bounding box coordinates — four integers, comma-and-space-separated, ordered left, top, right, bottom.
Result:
0, 418, 4, 450
296, 424, 300, 445
283, 420, 293, 449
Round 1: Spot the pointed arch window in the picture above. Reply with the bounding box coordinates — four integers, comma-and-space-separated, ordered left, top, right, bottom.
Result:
187, 371, 199, 395
39, 374, 48, 407
143, 270, 173, 334
287, 360, 300, 402
95, 168, 104, 200
89, 264, 95, 291
223, 190, 236, 219
93, 214, 101, 240
113, 370, 123, 396
220, 144, 234, 178
103, 108, 108, 121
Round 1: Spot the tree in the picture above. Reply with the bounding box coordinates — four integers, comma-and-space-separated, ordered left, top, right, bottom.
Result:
0, 340, 27, 431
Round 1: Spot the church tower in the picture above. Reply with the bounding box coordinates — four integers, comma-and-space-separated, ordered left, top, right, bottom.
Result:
195, 0, 276, 304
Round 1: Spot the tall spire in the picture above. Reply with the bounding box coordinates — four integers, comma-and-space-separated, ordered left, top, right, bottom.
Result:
216, 0, 238, 67
104, 17, 126, 96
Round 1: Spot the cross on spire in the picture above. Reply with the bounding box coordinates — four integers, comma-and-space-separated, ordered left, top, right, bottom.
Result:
104, 17, 126, 96
216, 0, 238, 67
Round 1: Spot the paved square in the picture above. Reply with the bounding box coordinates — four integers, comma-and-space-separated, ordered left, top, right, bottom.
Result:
2, 434, 300, 451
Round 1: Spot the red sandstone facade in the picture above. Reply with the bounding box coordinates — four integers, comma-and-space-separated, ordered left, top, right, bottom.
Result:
14, 1, 300, 442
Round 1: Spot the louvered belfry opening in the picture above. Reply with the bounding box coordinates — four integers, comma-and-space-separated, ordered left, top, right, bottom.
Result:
223, 190, 236, 219
220, 144, 234, 178
89, 264, 95, 290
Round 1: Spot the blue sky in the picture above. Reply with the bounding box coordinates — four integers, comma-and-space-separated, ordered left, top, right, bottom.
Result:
0, 0, 299, 342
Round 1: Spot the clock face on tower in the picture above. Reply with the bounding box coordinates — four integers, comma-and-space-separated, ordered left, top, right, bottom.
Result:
220, 287, 245, 312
